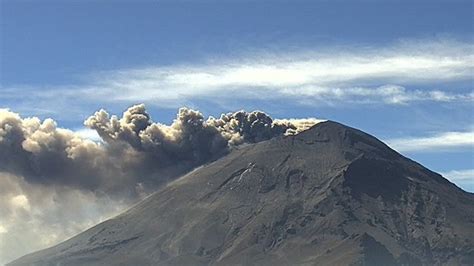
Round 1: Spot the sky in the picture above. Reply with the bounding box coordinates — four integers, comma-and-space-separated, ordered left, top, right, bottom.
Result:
0, 0, 473, 264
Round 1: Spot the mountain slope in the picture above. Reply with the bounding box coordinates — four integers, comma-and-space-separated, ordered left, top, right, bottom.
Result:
9, 121, 474, 266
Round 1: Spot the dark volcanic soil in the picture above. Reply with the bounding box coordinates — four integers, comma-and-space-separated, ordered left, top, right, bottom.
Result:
9, 121, 474, 266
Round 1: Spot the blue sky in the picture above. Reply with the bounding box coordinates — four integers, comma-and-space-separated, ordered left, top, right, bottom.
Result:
1, 0, 473, 191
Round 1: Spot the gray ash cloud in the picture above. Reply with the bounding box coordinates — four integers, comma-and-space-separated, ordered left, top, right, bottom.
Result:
1, 105, 318, 196
0, 104, 320, 264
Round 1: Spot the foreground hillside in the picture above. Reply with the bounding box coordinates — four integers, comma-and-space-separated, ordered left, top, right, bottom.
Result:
9, 121, 474, 266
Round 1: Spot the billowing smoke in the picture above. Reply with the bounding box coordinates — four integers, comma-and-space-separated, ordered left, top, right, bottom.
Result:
84, 104, 308, 163
0, 171, 128, 265
84, 105, 229, 166
1, 104, 319, 195
0, 104, 319, 264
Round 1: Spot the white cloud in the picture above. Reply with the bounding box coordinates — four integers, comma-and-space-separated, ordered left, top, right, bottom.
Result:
0, 172, 127, 265
1, 39, 473, 115
115, 55, 470, 92
387, 131, 474, 152
440, 169, 474, 192
277, 85, 473, 105
440, 169, 474, 182
93, 40, 473, 105
10, 195, 30, 211
74, 128, 102, 142
1, 38, 473, 264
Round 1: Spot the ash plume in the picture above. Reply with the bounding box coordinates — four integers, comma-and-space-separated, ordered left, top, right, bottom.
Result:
0, 105, 321, 264
1, 105, 320, 195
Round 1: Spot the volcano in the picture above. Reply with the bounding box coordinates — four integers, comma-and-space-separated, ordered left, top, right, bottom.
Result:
9, 121, 474, 266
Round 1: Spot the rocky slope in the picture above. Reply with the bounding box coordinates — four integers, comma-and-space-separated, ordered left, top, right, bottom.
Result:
9, 121, 474, 266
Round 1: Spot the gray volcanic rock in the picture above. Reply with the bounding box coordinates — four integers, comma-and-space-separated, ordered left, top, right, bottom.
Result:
9, 121, 474, 266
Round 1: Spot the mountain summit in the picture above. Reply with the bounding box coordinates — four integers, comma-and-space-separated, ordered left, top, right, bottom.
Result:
9, 121, 474, 266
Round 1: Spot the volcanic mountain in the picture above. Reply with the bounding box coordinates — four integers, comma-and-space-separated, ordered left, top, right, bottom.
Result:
9, 121, 474, 266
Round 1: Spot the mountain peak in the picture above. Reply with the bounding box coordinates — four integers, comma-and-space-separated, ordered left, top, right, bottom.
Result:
9, 121, 474, 266
292, 120, 399, 161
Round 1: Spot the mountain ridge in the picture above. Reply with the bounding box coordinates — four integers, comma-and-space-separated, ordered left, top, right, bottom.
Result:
9, 121, 474, 266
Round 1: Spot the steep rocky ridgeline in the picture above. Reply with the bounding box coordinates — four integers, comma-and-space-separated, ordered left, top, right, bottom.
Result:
9, 121, 474, 266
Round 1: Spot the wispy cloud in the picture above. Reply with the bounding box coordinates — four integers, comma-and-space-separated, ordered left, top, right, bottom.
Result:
1, 39, 473, 115
387, 130, 474, 152
277, 85, 473, 105
91, 39, 473, 105
440, 169, 474, 192
440, 169, 474, 183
